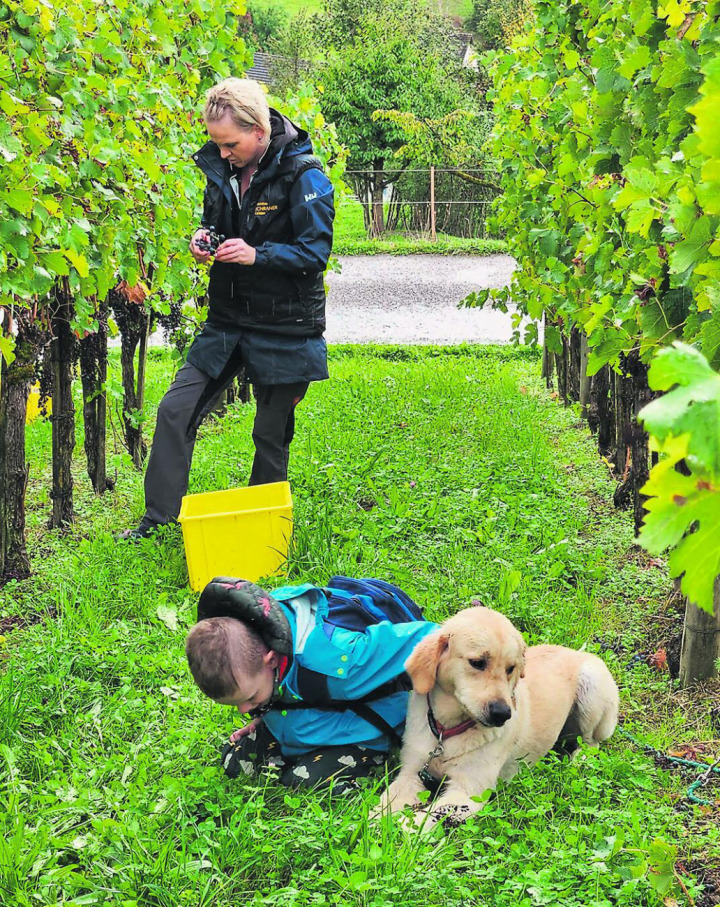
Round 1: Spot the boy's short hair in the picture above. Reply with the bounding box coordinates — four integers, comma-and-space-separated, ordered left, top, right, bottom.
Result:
203, 78, 271, 136
186, 617, 268, 700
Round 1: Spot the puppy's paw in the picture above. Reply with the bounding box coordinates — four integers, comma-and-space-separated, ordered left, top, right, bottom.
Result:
371, 779, 423, 819
397, 807, 429, 833
430, 802, 473, 828
396, 805, 452, 834
369, 795, 391, 821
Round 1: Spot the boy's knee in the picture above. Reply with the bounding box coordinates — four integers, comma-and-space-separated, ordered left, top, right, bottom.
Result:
220, 733, 289, 780
221, 740, 259, 779
279, 747, 386, 791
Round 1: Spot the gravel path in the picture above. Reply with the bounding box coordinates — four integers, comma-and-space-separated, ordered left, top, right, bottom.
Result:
325, 253, 522, 344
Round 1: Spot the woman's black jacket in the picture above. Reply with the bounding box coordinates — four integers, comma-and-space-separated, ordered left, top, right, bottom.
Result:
192, 109, 335, 337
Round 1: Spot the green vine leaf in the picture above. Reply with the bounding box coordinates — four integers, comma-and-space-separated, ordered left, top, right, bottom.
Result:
0, 333, 16, 366
638, 343, 720, 614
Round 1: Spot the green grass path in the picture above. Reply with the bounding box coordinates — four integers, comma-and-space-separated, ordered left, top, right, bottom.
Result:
1, 346, 717, 905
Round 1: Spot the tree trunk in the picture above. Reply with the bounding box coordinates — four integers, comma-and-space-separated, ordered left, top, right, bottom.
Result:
567, 328, 581, 403
555, 334, 569, 404
371, 161, 385, 237
136, 307, 151, 415
353, 176, 373, 234
224, 370, 252, 407
608, 368, 617, 457
541, 317, 555, 390
679, 580, 720, 687
0, 336, 34, 580
238, 370, 251, 404
109, 285, 154, 470
49, 279, 76, 528
119, 331, 148, 469
79, 303, 110, 493
111, 294, 150, 470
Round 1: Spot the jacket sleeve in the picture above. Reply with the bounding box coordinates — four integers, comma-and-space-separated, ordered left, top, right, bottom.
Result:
200, 184, 213, 229
252, 168, 335, 273
324, 621, 438, 701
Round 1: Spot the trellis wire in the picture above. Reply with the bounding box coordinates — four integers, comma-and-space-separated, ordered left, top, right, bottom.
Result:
340, 167, 502, 238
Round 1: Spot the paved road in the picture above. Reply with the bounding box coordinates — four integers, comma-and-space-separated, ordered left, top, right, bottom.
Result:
133, 253, 523, 347
325, 253, 522, 344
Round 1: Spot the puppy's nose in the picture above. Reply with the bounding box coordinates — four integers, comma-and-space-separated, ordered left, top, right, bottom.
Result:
487, 700, 512, 726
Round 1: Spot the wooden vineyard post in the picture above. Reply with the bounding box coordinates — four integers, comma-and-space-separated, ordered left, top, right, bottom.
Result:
430, 165, 437, 242
79, 303, 110, 494
580, 333, 591, 418
0, 342, 33, 578
50, 279, 76, 528
679, 579, 720, 687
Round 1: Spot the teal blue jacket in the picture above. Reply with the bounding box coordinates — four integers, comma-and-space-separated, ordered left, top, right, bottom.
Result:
262, 584, 438, 757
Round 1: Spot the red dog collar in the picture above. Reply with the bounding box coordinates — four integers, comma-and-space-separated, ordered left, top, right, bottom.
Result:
426, 694, 477, 740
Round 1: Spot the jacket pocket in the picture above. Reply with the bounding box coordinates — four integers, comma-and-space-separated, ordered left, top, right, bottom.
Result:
249, 289, 298, 325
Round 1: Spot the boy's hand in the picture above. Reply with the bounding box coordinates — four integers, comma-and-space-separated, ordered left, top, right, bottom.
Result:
229, 717, 262, 744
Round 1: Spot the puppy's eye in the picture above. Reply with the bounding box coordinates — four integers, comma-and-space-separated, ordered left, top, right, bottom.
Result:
506, 665, 515, 676
469, 658, 487, 671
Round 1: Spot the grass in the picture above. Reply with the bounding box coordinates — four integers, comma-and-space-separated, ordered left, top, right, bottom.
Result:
334, 198, 370, 245
1, 344, 719, 906
252, 0, 472, 21
333, 236, 508, 255
333, 198, 507, 256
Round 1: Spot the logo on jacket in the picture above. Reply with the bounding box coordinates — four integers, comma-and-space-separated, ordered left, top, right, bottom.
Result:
304, 192, 318, 202
254, 202, 279, 216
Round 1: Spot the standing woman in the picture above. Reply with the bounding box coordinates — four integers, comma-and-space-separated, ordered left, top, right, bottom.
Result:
119, 78, 334, 539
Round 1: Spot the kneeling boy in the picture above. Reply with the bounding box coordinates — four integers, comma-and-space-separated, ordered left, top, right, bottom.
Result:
185, 577, 437, 791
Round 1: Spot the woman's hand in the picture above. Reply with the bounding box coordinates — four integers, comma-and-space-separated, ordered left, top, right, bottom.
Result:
190, 230, 212, 264
215, 238, 257, 265
229, 716, 262, 744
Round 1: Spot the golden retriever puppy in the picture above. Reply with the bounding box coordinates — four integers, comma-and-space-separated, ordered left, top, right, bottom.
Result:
377, 605, 619, 826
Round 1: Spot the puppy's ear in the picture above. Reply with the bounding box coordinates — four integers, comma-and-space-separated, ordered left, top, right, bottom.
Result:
405, 632, 449, 695
517, 634, 527, 679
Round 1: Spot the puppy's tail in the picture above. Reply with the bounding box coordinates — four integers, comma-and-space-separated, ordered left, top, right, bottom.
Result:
576, 655, 619, 746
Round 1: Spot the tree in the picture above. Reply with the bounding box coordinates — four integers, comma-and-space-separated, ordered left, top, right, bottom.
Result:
244, 3, 289, 51
317, 0, 483, 235
0, 0, 247, 569
265, 9, 320, 97
465, 0, 533, 52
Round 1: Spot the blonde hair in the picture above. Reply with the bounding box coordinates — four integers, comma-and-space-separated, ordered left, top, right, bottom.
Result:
186, 617, 268, 701
203, 78, 271, 136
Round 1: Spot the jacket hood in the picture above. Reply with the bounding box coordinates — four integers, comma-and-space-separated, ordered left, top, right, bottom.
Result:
197, 577, 294, 657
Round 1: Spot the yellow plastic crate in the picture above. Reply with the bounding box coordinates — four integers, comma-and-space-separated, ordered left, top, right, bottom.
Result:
0, 379, 50, 423
26, 384, 51, 423
179, 482, 293, 591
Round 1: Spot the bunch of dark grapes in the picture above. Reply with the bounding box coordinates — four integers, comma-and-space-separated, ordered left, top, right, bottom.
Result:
36, 342, 54, 414
195, 227, 225, 254
108, 286, 155, 343
156, 300, 190, 356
